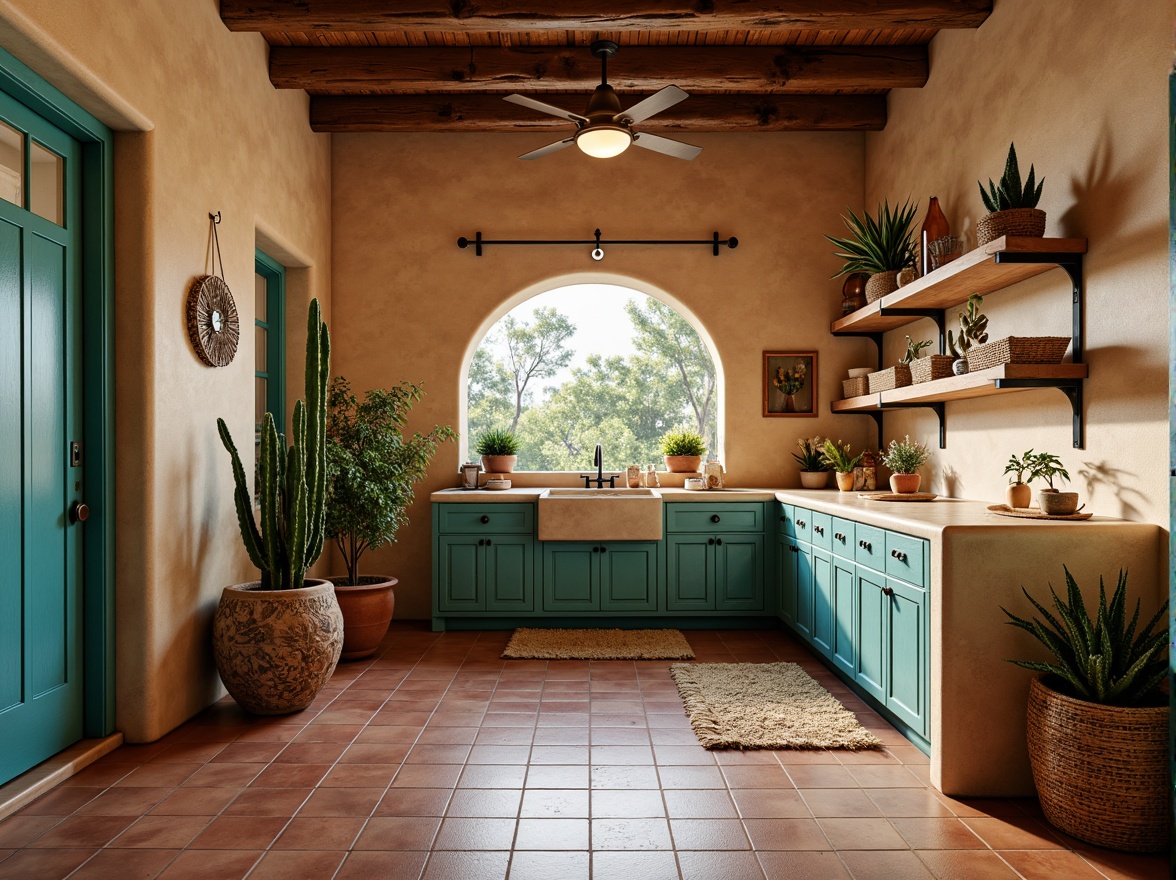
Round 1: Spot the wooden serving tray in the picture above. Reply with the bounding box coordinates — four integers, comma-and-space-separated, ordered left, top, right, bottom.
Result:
986, 504, 1091, 521
860, 492, 938, 502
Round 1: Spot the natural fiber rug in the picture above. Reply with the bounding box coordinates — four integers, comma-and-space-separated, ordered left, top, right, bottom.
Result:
670, 662, 883, 750
502, 628, 694, 660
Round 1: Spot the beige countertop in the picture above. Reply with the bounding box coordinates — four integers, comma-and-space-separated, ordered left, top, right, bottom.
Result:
430, 486, 777, 503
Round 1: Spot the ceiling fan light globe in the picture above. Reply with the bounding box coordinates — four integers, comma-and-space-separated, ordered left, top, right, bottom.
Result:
575, 126, 632, 158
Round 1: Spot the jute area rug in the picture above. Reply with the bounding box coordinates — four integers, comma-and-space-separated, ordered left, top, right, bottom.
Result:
502, 628, 695, 660
670, 662, 882, 750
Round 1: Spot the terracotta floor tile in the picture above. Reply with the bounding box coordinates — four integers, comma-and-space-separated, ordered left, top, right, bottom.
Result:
353, 816, 442, 850
730, 788, 811, 820
73, 785, 174, 816
653, 745, 717, 765
109, 815, 209, 848
784, 765, 859, 789
591, 765, 661, 790
589, 850, 679, 880
890, 817, 987, 850
0, 847, 97, 879
150, 742, 226, 764
513, 818, 589, 851
61, 761, 135, 787
591, 789, 666, 818
446, 788, 523, 818
816, 817, 908, 850
520, 788, 590, 818
649, 728, 702, 746
417, 726, 479, 745
589, 728, 650, 746
0, 815, 59, 847
522, 764, 588, 789
834, 748, 898, 765
663, 789, 737, 819
863, 788, 955, 818
433, 816, 517, 850
506, 850, 590, 879
742, 818, 831, 851
678, 850, 768, 880
291, 722, 364, 744
220, 787, 310, 816
247, 763, 331, 788
723, 765, 795, 790
339, 742, 411, 764
154, 848, 261, 879
590, 818, 673, 850
67, 847, 179, 879
670, 818, 752, 850
113, 763, 201, 788
357, 725, 423, 744
758, 850, 852, 879
845, 763, 925, 788
914, 849, 1021, 879
334, 850, 428, 880
421, 850, 510, 880
477, 728, 536, 746
468, 745, 533, 765
272, 816, 364, 849
390, 763, 463, 789
27, 814, 135, 847
999, 849, 1109, 879
244, 849, 345, 879
180, 762, 262, 788
1072, 844, 1173, 880
208, 742, 284, 763
773, 750, 840, 765
296, 787, 384, 817
373, 787, 452, 817
318, 762, 399, 788
961, 815, 1066, 850
17, 785, 101, 815
800, 789, 882, 818
839, 850, 936, 880
529, 746, 591, 765
187, 815, 287, 850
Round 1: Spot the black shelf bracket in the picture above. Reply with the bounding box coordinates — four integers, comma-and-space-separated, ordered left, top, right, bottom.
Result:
993, 252, 1084, 364
834, 401, 946, 450
457, 228, 739, 259
878, 307, 947, 352
835, 331, 884, 371
993, 378, 1084, 448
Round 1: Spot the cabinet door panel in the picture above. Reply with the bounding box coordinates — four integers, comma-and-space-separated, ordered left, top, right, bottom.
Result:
542, 544, 598, 611
831, 557, 856, 677
886, 578, 927, 735
792, 542, 814, 640
600, 543, 658, 612
666, 536, 712, 610
776, 539, 796, 624
437, 537, 483, 611
716, 534, 764, 611
810, 546, 834, 659
854, 567, 886, 702
485, 537, 534, 612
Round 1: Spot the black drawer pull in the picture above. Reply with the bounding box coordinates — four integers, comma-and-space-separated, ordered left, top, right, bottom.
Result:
711, 514, 721, 523
485, 538, 492, 546
882, 586, 894, 597
716, 538, 723, 546
834, 532, 845, 542
480, 514, 490, 524
600, 546, 607, 553
478, 538, 485, 546
708, 538, 715, 545
592, 546, 599, 553
813, 525, 824, 536
859, 540, 872, 551
780, 515, 786, 522
790, 545, 799, 554
796, 520, 805, 528
891, 549, 907, 562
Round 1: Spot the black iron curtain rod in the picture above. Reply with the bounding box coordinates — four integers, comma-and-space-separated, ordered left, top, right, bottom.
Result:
457, 229, 739, 258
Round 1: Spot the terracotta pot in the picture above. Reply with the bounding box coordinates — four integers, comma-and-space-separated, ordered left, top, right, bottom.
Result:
212, 579, 343, 715
330, 575, 398, 661
481, 454, 516, 474
834, 471, 855, 491
1006, 482, 1032, 509
1038, 491, 1080, 516
799, 471, 828, 489
889, 473, 921, 494
664, 455, 702, 474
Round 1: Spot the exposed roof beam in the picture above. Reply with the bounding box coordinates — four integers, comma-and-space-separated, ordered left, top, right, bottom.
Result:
222, 1, 991, 33
308, 93, 886, 132
272, 45, 926, 93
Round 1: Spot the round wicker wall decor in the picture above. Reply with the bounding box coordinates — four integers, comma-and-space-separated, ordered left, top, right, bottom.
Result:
186, 273, 240, 367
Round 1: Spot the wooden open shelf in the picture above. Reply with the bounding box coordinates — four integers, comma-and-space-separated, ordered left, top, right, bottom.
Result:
831, 364, 1088, 413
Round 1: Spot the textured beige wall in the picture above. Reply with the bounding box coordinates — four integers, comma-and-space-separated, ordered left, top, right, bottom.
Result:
332, 132, 872, 619
0, 1, 332, 740
865, 0, 1169, 527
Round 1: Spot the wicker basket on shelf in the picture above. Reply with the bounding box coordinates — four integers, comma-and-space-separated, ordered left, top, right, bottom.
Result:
867, 364, 912, 394
841, 377, 869, 399
965, 336, 1069, 372
976, 208, 1047, 246
864, 271, 899, 303
909, 355, 954, 384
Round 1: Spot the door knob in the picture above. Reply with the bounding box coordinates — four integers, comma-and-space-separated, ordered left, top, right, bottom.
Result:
711, 514, 720, 523
69, 501, 90, 524
480, 515, 490, 524
716, 538, 723, 546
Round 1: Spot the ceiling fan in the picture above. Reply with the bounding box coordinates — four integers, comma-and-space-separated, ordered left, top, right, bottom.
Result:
504, 41, 702, 161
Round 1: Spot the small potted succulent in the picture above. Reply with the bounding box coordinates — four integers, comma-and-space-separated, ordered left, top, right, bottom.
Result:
474, 428, 519, 474
820, 439, 864, 492
825, 198, 917, 302
879, 434, 930, 494
977, 142, 1046, 245
1002, 448, 1037, 509
791, 436, 829, 489
661, 427, 706, 473
1026, 451, 1077, 515
946, 293, 989, 374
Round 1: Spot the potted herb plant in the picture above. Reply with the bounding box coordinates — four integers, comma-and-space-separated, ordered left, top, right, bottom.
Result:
820, 439, 864, 492
825, 198, 918, 303
946, 293, 989, 375
791, 436, 829, 489
325, 377, 456, 660
212, 298, 343, 715
661, 427, 706, 473
1001, 568, 1168, 852
879, 434, 930, 494
475, 428, 519, 474
1003, 449, 1036, 509
1027, 451, 1078, 515
977, 142, 1046, 245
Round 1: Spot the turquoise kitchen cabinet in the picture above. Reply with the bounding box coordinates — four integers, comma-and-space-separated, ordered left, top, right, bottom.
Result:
810, 545, 835, 659
830, 555, 857, 678
436, 534, 535, 613
667, 532, 764, 612
777, 537, 814, 639
775, 536, 797, 624
714, 533, 765, 610
543, 541, 659, 613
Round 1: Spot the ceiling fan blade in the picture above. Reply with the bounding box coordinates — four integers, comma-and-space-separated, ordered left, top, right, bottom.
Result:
620, 85, 689, 124
518, 137, 577, 160
631, 131, 701, 161
504, 94, 589, 125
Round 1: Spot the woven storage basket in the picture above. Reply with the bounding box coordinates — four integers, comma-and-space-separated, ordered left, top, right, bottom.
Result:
864, 271, 899, 303
867, 364, 912, 394
841, 377, 869, 399
909, 355, 954, 384
1026, 675, 1169, 852
965, 336, 1069, 372
976, 208, 1046, 246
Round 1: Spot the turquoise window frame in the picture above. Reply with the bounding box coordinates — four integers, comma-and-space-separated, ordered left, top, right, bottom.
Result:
254, 249, 285, 436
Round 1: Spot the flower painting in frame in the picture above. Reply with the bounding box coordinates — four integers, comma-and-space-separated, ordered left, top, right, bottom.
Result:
764, 351, 817, 417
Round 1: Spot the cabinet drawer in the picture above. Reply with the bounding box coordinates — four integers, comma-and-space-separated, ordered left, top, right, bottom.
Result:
666, 503, 763, 533
779, 504, 811, 543
808, 512, 832, 550
831, 518, 856, 559
437, 503, 534, 534
854, 523, 886, 570
776, 502, 795, 538
885, 531, 927, 588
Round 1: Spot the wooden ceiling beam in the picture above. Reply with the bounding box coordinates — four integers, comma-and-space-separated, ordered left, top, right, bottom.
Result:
272, 45, 926, 93
308, 93, 886, 132
221, 1, 991, 33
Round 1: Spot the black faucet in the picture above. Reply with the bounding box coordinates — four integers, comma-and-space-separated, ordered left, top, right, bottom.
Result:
581, 444, 617, 488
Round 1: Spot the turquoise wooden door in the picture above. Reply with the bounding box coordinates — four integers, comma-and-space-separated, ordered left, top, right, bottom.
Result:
854, 567, 887, 702
714, 534, 764, 611
830, 557, 856, 677
885, 577, 928, 735
542, 543, 598, 611
792, 542, 815, 640
484, 536, 534, 612
599, 542, 658, 612
0, 91, 84, 785
666, 535, 712, 610
809, 546, 834, 658
776, 538, 796, 623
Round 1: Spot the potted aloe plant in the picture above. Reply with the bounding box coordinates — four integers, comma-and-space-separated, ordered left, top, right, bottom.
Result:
820, 439, 864, 492
791, 436, 829, 489
825, 198, 917, 303
212, 298, 342, 715
325, 377, 456, 660
879, 434, 930, 494
475, 428, 519, 474
1001, 568, 1168, 852
977, 142, 1046, 245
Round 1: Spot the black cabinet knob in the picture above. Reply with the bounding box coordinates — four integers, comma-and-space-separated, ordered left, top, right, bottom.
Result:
859, 540, 872, 551
780, 516, 786, 522
814, 525, 823, 535
835, 533, 845, 542
480, 515, 489, 524
790, 545, 799, 554
592, 546, 600, 553
600, 546, 607, 553
716, 538, 723, 546
69, 501, 89, 524
882, 586, 894, 597
708, 538, 715, 545
711, 514, 720, 523
890, 549, 907, 561
796, 520, 805, 528
478, 539, 485, 546
485, 538, 492, 546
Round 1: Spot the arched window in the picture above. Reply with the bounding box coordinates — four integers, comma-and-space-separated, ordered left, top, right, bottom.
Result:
465, 282, 721, 471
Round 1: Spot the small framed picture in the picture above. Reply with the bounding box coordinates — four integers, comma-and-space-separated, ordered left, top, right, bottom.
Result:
764, 351, 817, 417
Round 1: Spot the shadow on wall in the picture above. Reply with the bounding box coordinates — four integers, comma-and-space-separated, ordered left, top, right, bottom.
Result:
1058, 125, 1155, 252
1078, 460, 1147, 522
937, 464, 964, 498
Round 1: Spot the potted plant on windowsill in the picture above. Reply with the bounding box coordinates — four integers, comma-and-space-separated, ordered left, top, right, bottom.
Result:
879, 434, 930, 494
820, 439, 864, 492
475, 428, 518, 474
825, 198, 917, 303
212, 298, 343, 715
791, 436, 829, 489
977, 142, 1046, 246
1001, 568, 1168, 852
661, 427, 706, 473
325, 377, 456, 661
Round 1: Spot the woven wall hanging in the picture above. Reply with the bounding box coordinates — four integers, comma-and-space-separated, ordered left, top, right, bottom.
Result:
186, 212, 240, 367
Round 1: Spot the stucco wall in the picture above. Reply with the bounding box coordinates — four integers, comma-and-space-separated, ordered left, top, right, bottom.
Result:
332, 132, 872, 619
864, 0, 1169, 528
0, 1, 332, 740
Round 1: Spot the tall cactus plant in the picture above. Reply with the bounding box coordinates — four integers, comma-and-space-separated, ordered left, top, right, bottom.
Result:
217, 298, 330, 590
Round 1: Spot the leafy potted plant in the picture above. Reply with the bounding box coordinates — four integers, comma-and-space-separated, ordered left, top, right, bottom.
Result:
977, 142, 1046, 245
1001, 568, 1168, 852
661, 427, 706, 473
475, 428, 518, 474
1027, 451, 1078, 515
946, 293, 989, 375
825, 198, 917, 303
325, 377, 457, 660
1002, 448, 1036, 509
879, 434, 930, 494
820, 439, 864, 492
791, 436, 829, 489
212, 298, 343, 715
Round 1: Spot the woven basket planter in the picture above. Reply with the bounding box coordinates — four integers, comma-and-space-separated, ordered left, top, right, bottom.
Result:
864, 271, 900, 303
867, 364, 912, 394
909, 355, 954, 384
1026, 675, 1169, 852
841, 377, 869, 399
965, 336, 1069, 372
976, 208, 1046, 246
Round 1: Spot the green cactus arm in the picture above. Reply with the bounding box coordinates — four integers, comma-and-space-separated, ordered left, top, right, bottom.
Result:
257, 412, 283, 588
286, 440, 308, 590
301, 300, 329, 569
216, 418, 266, 574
